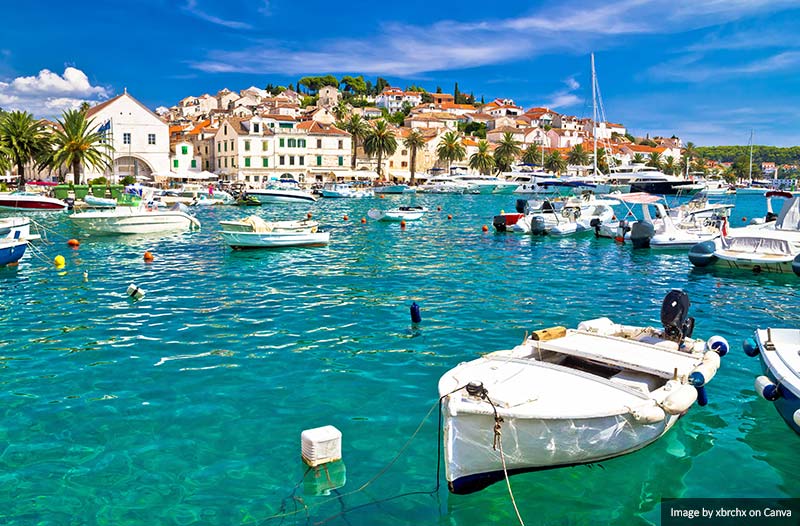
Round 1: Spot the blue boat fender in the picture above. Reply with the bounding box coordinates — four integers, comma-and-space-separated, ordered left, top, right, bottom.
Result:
688, 240, 718, 267
410, 302, 421, 324
695, 385, 709, 406
743, 337, 760, 357
755, 376, 781, 401
706, 335, 729, 357
792, 253, 800, 277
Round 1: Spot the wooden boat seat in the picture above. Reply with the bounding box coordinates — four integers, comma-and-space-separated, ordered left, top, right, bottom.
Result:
532, 330, 700, 379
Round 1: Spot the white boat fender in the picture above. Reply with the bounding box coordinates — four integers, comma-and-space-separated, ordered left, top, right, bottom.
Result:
127, 283, 145, 300
688, 351, 721, 387
661, 382, 698, 415
754, 376, 781, 401
743, 337, 760, 357
706, 335, 729, 357
794, 409, 800, 428
629, 403, 666, 424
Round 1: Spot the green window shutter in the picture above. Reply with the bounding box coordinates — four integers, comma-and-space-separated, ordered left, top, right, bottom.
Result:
181, 146, 188, 155
262, 158, 268, 167
316, 155, 322, 166
173, 159, 179, 168
191, 160, 196, 168
245, 141, 250, 151
279, 138, 285, 147
262, 141, 268, 151
224, 142, 228, 152
299, 139, 306, 148
338, 156, 343, 166
245, 157, 251, 167
217, 143, 221, 152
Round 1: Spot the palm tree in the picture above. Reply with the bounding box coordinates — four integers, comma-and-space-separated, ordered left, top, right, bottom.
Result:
681, 141, 697, 178
567, 144, 590, 169
594, 147, 610, 174
468, 140, 495, 175
363, 120, 397, 179
49, 109, 113, 185
521, 144, 543, 166
403, 129, 426, 186
662, 155, 676, 175
646, 152, 662, 170
691, 156, 708, 175
632, 153, 645, 165
332, 100, 349, 122
342, 114, 370, 170
436, 130, 466, 174
544, 151, 567, 176
0, 110, 50, 183
493, 132, 521, 173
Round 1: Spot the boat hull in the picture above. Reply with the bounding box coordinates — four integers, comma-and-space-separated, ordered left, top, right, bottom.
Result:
0, 239, 28, 266
443, 403, 675, 494
629, 181, 703, 195
221, 230, 330, 248
70, 211, 200, 235
754, 329, 800, 435
0, 195, 68, 210
247, 189, 317, 203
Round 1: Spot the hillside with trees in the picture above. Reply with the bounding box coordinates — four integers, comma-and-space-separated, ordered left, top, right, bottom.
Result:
695, 145, 800, 165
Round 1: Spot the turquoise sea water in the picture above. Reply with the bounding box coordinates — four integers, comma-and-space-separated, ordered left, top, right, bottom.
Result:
1, 193, 798, 525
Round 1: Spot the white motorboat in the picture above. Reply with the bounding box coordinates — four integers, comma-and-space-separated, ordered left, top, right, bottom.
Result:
247, 183, 317, 203
689, 194, 800, 275
321, 183, 374, 198
367, 206, 428, 222
70, 202, 201, 235
512, 193, 614, 235
743, 328, 800, 436
596, 192, 731, 248
373, 184, 416, 195
0, 191, 68, 211
83, 195, 118, 208
417, 176, 475, 194
438, 290, 728, 494
219, 215, 319, 233
550, 198, 619, 236
0, 217, 32, 239
0, 236, 28, 266
450, 175, 503, 194
221, 229, 330, 249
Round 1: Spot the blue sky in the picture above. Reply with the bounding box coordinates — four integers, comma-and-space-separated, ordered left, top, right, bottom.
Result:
2, 0, 799, 146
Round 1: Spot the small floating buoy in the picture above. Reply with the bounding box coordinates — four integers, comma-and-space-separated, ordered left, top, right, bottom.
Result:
307, 212, 312, 219
742, 217, 747, 222
83, 271, 88, 282
400, 220, 406, 229
447, 214, 452, 220
143, 251, 154, 262
301, 425, 342, 467
54, 255, 65, 267
410, 301, 422, 324
361, 217, 366, 224
437, 206, 442, 211
67, 239, 80, 247
343, 215, 349, 221
482, 225, 489, 232
380, 194, 385, 199
126, 283, 145, 300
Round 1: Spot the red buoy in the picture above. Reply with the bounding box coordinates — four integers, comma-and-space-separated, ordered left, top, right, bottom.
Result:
343, 215, 349, 221
143, 251, 154, 262
400, 220, 406, 229
361, 217, 366, 224
482, 225, 489, 232
307, 212, 312, 219
447, 214, 453, 220
67, 238, 80, 247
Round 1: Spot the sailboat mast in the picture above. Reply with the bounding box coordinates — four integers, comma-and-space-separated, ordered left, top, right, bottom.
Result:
592, 53, 598, 176
748, 129, 754, 183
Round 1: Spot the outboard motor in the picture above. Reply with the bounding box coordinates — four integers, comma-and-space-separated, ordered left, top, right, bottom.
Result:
590, 218, 601, 238
64, 197, 75, 211
493, 214, 508, 232
630, 220, 655, 249
515, 199, 527, 214
661, 289, 694, 342
615, 220, 629, 242
530, 215, 547, 235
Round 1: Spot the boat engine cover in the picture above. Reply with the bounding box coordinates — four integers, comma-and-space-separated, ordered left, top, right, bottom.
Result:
630, 220, 655, 249
661, 289, 690, 341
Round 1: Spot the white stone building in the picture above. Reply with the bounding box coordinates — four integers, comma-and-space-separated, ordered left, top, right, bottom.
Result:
375, 87, 423, 113
84, 91, 171, 182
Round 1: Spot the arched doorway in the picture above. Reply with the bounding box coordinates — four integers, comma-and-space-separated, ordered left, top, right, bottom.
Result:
112, 156, 155, 181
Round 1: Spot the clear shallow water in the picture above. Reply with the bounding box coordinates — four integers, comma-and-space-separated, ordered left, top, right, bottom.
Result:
0, 193, 798, 525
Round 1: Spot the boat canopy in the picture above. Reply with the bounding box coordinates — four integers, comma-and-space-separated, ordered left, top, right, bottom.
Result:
614, 192, 663, 204
775, 197, 800, 231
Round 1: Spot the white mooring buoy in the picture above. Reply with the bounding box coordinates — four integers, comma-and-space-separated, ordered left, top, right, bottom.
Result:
301, 425, 342, 467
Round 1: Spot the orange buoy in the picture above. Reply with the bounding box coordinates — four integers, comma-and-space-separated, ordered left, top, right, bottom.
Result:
742, 217, 747, 222
437, 206, 442, 211
447, 214, 453, 220
343, 215, 349, 221
400, 220, 406, 229
307, 212, 312, 219
380, 194, 385, 199
143, 251, 154, 262
361, 217, 366, 224
482, 225, 489, 232
67, 238, 80, 247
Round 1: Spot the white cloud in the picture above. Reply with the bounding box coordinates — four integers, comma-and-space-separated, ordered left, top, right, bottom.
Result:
0, 67, 110, 117
543, 77, 583, 110
190, 0, 797, 77
183, 0, 252, 29
649, 51, 800, 82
